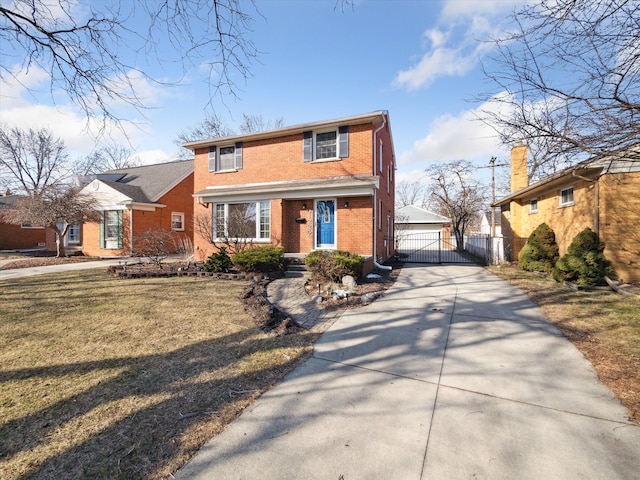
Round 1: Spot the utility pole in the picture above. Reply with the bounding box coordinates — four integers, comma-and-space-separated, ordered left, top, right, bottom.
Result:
479, 157, 508, 237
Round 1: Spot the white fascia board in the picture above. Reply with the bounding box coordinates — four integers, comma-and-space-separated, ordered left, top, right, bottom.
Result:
194, 177, 379, 204
126, 202, 166, 211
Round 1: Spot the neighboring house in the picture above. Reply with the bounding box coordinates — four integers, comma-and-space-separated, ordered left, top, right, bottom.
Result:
0, 191, 47, 250
394, 205, 452, 260
47, 160, 194, 257
494, 142, 640, 283
395, 204, 451, 238
478, 208, 502, 236
183, 111, 395, 272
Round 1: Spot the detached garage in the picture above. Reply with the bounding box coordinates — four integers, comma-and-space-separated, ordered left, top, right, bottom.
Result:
395, 205, 452, 262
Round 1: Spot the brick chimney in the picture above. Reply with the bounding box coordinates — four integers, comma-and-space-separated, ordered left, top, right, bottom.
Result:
510, 142, 528, 192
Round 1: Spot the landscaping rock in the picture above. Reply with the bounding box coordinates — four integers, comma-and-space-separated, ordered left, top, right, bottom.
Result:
342, 275, 357, 287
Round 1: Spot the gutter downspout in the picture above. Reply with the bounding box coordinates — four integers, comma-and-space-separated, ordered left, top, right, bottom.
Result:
372, 113, 390, 271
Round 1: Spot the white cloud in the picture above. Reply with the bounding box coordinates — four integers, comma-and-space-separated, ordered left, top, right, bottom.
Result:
134, 149, 176, 166
393, 0, 521, 90
397, 95, 512, 166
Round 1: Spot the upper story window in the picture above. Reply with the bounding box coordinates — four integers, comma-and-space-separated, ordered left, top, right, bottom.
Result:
560, 187, 574, 206
303, 126, 349, 162
209, 142, 243, 172
529, 199, 538, 213
316, 131, 337, 159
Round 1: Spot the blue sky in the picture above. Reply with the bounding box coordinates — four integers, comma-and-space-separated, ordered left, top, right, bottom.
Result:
0, 0, 525, 189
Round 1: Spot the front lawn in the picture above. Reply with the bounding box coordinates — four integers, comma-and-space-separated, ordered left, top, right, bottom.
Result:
488, 264, 640, 424
0, 270, 317, 479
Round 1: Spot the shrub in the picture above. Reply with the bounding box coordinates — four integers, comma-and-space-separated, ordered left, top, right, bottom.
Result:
518, 223, 559, 273
203, 247, 233, 273
132, 229, 177, 268
232, 245, 284, 273
552, 227, 613, 286
304, 250, 365, 282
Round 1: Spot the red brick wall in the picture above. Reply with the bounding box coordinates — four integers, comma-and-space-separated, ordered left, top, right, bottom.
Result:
80, 173, 194, 258
0, 219, 46, 250
193, 118, 395, 266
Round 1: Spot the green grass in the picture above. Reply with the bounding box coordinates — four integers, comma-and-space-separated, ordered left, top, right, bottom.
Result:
0, 269, 317, 479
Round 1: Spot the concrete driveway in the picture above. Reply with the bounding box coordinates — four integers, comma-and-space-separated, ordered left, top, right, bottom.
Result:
176, 264, 640, 479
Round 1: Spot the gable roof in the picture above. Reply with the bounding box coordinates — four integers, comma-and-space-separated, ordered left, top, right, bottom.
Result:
494, 145, 640, 207
396, 205, 450, 224
182, 111, 390, 150
87, 160, 193, 204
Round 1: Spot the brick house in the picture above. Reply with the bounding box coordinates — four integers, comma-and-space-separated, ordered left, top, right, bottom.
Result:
0, 192, 47, 250
494, 143, 640, 283
48, 160, 194, 257
183, 111, 396, 272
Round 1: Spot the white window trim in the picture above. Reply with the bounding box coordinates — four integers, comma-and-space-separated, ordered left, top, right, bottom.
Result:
213, 201, 270, 241
314, 129, 339, 162
171, 212, 185, 231
529, 198, 538, 213
559, 186, 575, 207
217, 145, 237, 172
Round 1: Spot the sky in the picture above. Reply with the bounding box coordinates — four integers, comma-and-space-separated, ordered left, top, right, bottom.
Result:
0, 0, 526, 194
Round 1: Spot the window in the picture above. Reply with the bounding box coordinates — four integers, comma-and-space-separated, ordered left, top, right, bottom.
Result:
171, 212, 185, 231
208, 142, 243, 172
529, 199, 538, 213
303, 126, 349, 162
213, 201, 270, 240
67, 224, 80, 244
101, 210, 122, 249
560, 187, 574, 206
316, 131, 337, 159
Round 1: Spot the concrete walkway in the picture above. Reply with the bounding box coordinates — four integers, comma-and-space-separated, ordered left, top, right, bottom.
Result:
176, 263, 640, 480
0, 258, 125, 279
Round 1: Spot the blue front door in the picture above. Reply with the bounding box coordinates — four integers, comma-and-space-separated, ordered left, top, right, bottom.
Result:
316, 200, 335, 248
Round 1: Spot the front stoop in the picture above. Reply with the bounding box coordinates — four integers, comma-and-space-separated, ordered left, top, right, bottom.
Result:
284, 254, 309, 279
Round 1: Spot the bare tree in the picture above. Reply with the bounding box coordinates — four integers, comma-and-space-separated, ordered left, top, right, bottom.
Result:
480, 0, 640, 180
425, 160, 488, 250
0, 0, 259, 129
193, 204, 258, 255
395, 180, 429, 208
74, 142, 140, 176
0, 125, 70, 195
6, 187, 99, 257
175, 114, 234, 159
238, 114, 285, 134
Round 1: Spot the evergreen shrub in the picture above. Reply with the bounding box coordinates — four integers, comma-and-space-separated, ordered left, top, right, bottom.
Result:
203, 247, 233, 273
232, 245, 284, 273
304, 250, 365, 282
552, 227, 613, 286
518, 223, 559, 273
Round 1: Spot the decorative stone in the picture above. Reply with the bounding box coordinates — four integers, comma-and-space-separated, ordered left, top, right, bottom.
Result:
342, 275, 357, 288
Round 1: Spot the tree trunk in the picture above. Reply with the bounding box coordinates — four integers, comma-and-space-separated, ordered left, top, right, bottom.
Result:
53, 224, 70, 258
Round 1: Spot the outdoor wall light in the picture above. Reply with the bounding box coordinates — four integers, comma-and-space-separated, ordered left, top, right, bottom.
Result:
302, 203, 307, 210
344, 201, 349, 208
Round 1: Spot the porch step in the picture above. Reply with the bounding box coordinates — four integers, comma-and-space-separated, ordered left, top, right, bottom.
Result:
284, 263, 310, 279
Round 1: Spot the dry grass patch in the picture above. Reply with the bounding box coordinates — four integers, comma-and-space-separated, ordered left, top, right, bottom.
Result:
488, 264, 640, 424
0, 269, 317, 479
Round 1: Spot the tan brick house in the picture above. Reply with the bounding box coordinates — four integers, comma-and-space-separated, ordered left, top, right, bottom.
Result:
183, 111, 396, 272
494, 143, 640, 283
49, 160, 194, 257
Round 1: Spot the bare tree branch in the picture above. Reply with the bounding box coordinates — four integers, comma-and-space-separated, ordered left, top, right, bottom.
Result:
0, 0, 260, 130
479, 0, 640, 180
